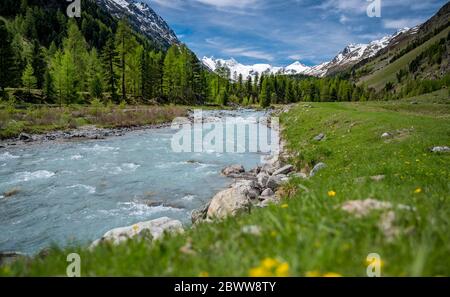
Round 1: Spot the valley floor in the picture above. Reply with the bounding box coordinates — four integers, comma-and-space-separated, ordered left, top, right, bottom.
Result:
1, 96, 449, 276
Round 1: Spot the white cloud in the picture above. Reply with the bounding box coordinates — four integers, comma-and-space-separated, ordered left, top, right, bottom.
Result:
288, 54, 302, 60
339, 15, 350, 24
194, 0, 258, 8
383, 18, 424, 29
223, 47, 274, 61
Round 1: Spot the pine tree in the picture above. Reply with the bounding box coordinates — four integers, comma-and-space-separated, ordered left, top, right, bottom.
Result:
30, 39, 46, 89
162, 45, 179, 102
90, 75, 103, 99
87, 49, 104, 100
101, 36, 119, 102
63, 20, 88, 91
22, 62, 37, 95
260, 78, 270, 108
0, 20, 15, 95
115, 19, 138, 101
43, 68, 55, 102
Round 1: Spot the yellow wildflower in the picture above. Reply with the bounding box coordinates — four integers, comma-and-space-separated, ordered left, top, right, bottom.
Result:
305, 271, 321, 277
249, 267, 270, 277
275, 262, 290, 277
323, 272, 342, 277
199, 272, 209, 277
414, 188, 422, 194
132, 225, 139, 232
281, 204, 289, 208
270, 231, 278, 237
328, 191, 336, 197
262, 258, 279, 270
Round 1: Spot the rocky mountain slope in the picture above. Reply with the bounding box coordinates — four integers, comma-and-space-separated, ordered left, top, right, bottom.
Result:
96, 0, 179, 48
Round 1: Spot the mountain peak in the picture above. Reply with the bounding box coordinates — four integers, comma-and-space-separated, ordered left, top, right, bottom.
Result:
97, 0, 179, 48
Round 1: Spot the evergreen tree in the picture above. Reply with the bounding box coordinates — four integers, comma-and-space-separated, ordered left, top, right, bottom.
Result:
115, 19, 138, 101
260, 78, 270, 108
43, 68, 55, 102
101, 36, 119, 102
22, 62, 37, 94
0, 20, 15, 95
30, 39, 46, 89
63, 20, 88, 91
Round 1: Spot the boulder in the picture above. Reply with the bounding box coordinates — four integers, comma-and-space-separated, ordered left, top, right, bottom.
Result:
261, 162, 278, 175
431, 146, 450, 153
341, 199, 392, 218
257, 172, 270, 188
18, 133, 32, 142
310, 162, 327, 177
221, 164, 245, 176
261, 188, 274, 197
233, 180, 261, 200
313, 133, 326, 141
207, 187, 252, 220
266, 174, 287, 190
191, 202, 210, 224
272, 165, 294, 176
249, 166, 262, 175
90, 217, 183, 248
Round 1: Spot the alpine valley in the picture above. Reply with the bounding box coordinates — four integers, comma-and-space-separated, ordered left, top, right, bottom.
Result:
0, 0, 449, 278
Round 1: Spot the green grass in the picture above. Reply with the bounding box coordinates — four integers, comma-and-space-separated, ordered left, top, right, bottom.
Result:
1, 99, 449, 276
359, 27, 450, 90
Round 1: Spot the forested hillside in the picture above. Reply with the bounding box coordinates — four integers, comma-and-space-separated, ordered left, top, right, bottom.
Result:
348, 2, 450, 100
0, 0, 210, 105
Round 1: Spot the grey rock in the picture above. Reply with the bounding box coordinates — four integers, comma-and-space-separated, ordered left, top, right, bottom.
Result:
241, 225, 262, 236
221, 164, 245, 176
257, 172, 270, 188
370, 175, 386, 182
90, 217, 183, 248
207, 187, 252, 220
191, 202, 210, 224
261, 163, 277, 175
310, 162, 327, 177
431, 146, 450, 153
18, 133, 32, 142
249, 166, 262, 175
261, 188, 274, 197
272, 165, 294, 176
313, 133, 326, 141
266, 175, 285, 190
381, 132, 391, 138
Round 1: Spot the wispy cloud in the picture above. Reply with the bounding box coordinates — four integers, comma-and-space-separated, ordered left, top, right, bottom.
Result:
148, 0, 448, 65
383, 18, 424, 29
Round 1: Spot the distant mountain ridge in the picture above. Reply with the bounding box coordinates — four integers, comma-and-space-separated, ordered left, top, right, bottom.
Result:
202, 28, 413, 79
96, 0, 179, 48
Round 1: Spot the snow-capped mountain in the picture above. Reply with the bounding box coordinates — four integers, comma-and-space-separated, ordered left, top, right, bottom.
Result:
202, 57, 310, 80
320, 27, 411, 75
203, 28, 412, 79
96, 0, 179, 48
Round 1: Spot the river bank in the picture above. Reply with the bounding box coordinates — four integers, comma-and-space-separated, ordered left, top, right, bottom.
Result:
0, 105, 188, 141
2, 100, 450, 276
0, 108, 271, 256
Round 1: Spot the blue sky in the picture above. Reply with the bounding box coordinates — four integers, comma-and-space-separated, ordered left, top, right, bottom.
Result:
148, 0, 448, 66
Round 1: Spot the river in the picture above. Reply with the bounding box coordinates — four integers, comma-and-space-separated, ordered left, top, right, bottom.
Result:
0, 109, 273, 254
